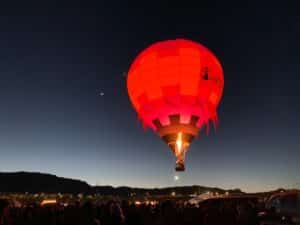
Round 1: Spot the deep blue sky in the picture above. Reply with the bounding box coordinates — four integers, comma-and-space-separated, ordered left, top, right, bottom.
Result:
0, 1, 299, 192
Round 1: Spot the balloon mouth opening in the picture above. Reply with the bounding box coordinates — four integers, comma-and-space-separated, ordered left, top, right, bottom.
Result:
165, 132, 193, 171
154, 114, 198, 171
173, 132, 188, 172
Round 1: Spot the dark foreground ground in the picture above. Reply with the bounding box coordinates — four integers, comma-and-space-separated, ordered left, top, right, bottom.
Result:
0, 197, 260, 225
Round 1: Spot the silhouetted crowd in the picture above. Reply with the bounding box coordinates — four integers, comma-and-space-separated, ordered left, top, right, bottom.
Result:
0, 198, 261, 225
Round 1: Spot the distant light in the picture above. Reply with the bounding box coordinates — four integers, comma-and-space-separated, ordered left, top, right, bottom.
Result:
174, 175, 179, 181
150, 201, 157, 205
171, 191, 176, 197
99, 92, 104, 96
135, 201, 141, 205
41, 199, 57, 206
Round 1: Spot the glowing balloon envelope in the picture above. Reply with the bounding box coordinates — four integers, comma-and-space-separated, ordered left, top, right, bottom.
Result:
127, 39, 224, 171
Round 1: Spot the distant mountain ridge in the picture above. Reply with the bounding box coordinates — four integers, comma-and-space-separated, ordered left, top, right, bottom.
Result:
0, 171, 243, 195
0, 172, 90, 193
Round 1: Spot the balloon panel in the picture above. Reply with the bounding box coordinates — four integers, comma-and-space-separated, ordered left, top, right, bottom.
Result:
127, 39, 224, 131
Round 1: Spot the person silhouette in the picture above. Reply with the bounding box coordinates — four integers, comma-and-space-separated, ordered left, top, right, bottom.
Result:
0, 199, 9, 225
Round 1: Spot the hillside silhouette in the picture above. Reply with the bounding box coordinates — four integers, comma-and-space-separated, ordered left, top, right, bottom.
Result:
0, 171, 243, 195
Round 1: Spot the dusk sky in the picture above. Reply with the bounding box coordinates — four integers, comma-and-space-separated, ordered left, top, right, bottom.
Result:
0, 1, 299, 192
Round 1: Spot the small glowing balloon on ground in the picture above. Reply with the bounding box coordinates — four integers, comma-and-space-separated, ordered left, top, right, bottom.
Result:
127, 39, 224, 171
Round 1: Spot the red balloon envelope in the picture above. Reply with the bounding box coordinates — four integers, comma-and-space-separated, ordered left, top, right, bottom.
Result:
127, 39, 224, 171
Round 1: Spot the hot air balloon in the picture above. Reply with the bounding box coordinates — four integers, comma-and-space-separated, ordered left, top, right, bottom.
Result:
127, 39, 224, 171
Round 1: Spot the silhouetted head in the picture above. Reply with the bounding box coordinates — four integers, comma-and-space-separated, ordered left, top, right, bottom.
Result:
0, 199, 9, 216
